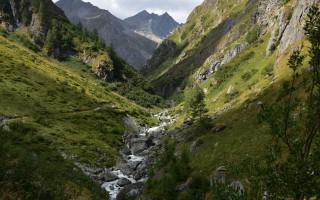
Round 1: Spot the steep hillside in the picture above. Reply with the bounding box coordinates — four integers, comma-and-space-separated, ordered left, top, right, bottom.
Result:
56, 0, 158, 69
0, 0, 161, 199
140, 0, 320, 199
144, 0, 316, 99
124, 10, 180, 43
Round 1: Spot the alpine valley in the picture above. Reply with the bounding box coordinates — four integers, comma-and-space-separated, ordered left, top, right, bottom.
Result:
0, 0, 320, 200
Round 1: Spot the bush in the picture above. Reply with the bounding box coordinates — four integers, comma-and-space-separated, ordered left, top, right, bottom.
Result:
246, 27, 259, 44
261, 64, 274, 76
9, 33, 39, 52
241, 69, 258, 81
145, 142, 192, 200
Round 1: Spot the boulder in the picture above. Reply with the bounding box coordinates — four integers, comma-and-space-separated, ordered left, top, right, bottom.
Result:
117, 182, 144, 200
210, 166, 227, 186
117, 163, 134, 176
212, 124, 227, 133
117, 178, 132, 187
121, 146, 131, 156
127, 161, 142, 171
130, 138, 148, 155
229, 180, 245, 196
146, 136, 156, 147
262, 191, 270, 200
101, 171, 119, 182
176, 178, 192, 192
226, 85, 237, 95
190, 139, 203, 152
182, 117, 193, 128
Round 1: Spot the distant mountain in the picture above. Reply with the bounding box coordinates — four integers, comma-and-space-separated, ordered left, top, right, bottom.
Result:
56, 0, 158, 69
124, 10, 180, 43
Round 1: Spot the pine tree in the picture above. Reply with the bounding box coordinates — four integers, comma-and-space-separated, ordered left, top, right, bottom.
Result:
46, 19, 61, 56
185, 83, 208, 122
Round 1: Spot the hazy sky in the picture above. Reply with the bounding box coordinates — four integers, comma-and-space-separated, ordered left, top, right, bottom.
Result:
53, 0, 203, 23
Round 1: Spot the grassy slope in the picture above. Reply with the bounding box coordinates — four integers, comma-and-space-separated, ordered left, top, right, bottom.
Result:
143, 1, 307, 195
164, 35, 307, 198
0, 34, 153, 199
145, 0, 251, 97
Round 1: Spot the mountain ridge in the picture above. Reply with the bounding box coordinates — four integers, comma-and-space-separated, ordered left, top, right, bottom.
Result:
124, 10, 180, 43
56, 0, 180, 69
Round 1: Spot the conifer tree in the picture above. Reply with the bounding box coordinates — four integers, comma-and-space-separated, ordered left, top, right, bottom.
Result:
185, 83, 208, 122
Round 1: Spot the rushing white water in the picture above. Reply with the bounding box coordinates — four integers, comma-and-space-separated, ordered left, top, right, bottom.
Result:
102, 170, 137, 200
102, 111, 175, 200
127, 155, 144, 162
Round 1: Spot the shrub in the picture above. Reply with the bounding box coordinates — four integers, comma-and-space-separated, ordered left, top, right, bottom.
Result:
241, 69, 258, 81
246, 27, 259, 44
261, 64, 274, 76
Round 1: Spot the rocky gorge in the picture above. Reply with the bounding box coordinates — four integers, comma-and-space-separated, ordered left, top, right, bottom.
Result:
76, 111, 176, 200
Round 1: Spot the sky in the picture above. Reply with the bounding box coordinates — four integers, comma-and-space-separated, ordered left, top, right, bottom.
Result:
53, 0, 203, 23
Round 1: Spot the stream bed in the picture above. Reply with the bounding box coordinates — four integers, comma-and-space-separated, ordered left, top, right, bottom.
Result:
101, 111, 176, 199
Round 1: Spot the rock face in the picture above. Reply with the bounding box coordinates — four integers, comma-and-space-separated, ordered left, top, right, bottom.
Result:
0, 0, 66, 44
124, 10, 180, 43
278, 0, 319, 53
198, 43, 247, 80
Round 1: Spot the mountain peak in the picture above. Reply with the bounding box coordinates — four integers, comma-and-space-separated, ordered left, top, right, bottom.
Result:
125, 10, 180, 40
139, 10, 150, 15
162, 12, 170, 17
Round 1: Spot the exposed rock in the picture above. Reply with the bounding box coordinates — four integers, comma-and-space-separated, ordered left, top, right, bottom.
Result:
101, 171, 119, 182
146, 136, 156, 147
117, 182, 144, 200
229, 180, 245, 196
123, 115, 141, 135
198, 43, 247, 80
95, 62, 114, 82
212, 124, 227, 133
257, 101, 264, 106
266, 7, 290, 55
210, 166, 227, 186
226, 85, 237, 95
117, 163, 134, 176
221, 43, 247, 65
263, 191, 270, 200
121, 146, 132, 156
278, 0, 319, 53
124, 10, 180, 42
176, 178, 192, 192
29, 13, 47, 46
130, 138, 148, 155
183, 117, 193, 126
190, 139, 203, 152
198, 61, 221, 80
133, 170, 146, 181
127, 161, 142, 171
117, 178, 132, 187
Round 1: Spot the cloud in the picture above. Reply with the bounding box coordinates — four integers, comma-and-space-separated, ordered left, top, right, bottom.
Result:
53, 0, 203, 23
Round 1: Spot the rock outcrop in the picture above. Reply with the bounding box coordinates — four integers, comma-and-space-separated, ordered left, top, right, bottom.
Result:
198, 43, 247, 80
